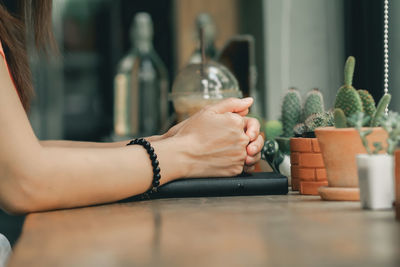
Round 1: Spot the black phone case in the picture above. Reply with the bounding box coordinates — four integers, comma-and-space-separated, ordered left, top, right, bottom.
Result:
125, 172, 288, 201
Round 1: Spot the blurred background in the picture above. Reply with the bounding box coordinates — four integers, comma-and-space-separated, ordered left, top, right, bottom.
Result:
28, 0, 398, 142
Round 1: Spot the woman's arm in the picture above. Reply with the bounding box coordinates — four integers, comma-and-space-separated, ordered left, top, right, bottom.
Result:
0, 56, 255, 214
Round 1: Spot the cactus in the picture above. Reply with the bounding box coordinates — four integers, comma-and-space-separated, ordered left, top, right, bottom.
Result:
303, 88, 324, 119
358, 90, 376, 124
334, 57, 363, 118
265, 120, 283, 140
334, 108, 347, 128
371, 94, 392, 127
304, 111, 334, 132
344, 56, 355, 87
282, 88, 302, 137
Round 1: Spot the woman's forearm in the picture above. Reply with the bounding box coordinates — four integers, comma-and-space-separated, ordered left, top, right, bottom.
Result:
2, 136, 188, 214
39, 135, 165, 148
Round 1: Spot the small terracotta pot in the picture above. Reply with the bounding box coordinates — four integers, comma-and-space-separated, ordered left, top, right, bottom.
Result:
290, 137, 328, 195
395, 150, 400, 221
315, 127, 387, 201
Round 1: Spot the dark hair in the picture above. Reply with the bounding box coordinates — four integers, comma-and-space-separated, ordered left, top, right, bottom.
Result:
0, 0, 56, 111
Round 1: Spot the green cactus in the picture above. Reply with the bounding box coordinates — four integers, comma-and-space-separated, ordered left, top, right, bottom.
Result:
265, 120, 283, 140
334, 56, 363, 119
344, 56, 355, 87
357, 89, 376, 124
371, 93, 392, 127
334, 108, 347, 128
281, 88, 302, 137
303, 88, 324, 119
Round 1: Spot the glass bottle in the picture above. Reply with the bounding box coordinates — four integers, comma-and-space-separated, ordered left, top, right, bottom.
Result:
188, 13, 218, 64
113, 12, 169, 139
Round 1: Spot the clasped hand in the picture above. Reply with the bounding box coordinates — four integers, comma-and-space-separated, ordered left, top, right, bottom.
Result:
164, 97, 264, 178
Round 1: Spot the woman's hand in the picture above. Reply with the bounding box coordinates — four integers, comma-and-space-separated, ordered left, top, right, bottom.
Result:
171, 98, 254, 178
164, 99, 264, 174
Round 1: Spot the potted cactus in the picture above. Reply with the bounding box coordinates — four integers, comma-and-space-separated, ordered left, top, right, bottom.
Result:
354, 111, 399, 210
315, 56, 389, 201
290, 89, 332, 194
264, 88, 332, 192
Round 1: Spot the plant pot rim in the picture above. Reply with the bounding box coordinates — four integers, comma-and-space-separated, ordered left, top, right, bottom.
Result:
315, 126, 383, 132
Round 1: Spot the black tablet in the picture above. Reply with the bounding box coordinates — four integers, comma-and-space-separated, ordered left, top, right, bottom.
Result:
125, 172, 288, 200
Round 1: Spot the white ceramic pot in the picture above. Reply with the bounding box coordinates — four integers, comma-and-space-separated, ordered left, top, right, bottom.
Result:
356, 154, 394, 210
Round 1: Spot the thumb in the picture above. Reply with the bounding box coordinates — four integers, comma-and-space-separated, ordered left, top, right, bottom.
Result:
208, 97, 253, 114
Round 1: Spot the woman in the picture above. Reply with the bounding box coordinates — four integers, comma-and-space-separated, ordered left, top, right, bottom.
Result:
0, 0, 264, 214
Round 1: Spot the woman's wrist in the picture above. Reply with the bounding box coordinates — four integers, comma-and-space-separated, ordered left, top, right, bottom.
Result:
150, 136, 191, 184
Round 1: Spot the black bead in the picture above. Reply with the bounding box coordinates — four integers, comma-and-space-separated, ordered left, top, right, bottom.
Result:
144, 142, 151, 150
153, 180, 160, 187
152, 159, 159, 168
154, 173, 161, 181
150, 153, 157, 161
153, 166, 160, 174
148, 147, 154, 154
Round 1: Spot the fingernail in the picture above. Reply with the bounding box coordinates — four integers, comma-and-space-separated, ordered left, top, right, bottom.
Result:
242, 97, 253, 103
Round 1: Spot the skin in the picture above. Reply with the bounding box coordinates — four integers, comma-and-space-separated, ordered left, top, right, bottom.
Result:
0, 49, 264, 215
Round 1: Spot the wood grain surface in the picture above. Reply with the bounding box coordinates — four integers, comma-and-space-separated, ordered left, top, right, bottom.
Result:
9, 194, 400, 267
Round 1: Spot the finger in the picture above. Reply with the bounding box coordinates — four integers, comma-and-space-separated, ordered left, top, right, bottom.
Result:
244, 117, 260, 141
208, 97, 253, 114
245, 152, 261, 166
246, 134, 264, 156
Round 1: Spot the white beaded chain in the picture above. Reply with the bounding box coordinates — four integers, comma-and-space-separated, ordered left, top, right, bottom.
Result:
384, 0, 389, 114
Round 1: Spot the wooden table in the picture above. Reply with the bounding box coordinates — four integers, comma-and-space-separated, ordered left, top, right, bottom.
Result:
8, 194, 400, 267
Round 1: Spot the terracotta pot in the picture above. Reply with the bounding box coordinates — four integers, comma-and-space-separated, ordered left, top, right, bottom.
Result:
315, 127, 387, 201
395, 150, 400, 221
290, 137, 328, 195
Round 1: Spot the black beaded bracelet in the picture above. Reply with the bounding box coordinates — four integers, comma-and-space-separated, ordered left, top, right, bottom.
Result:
127, 138, 161, 193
